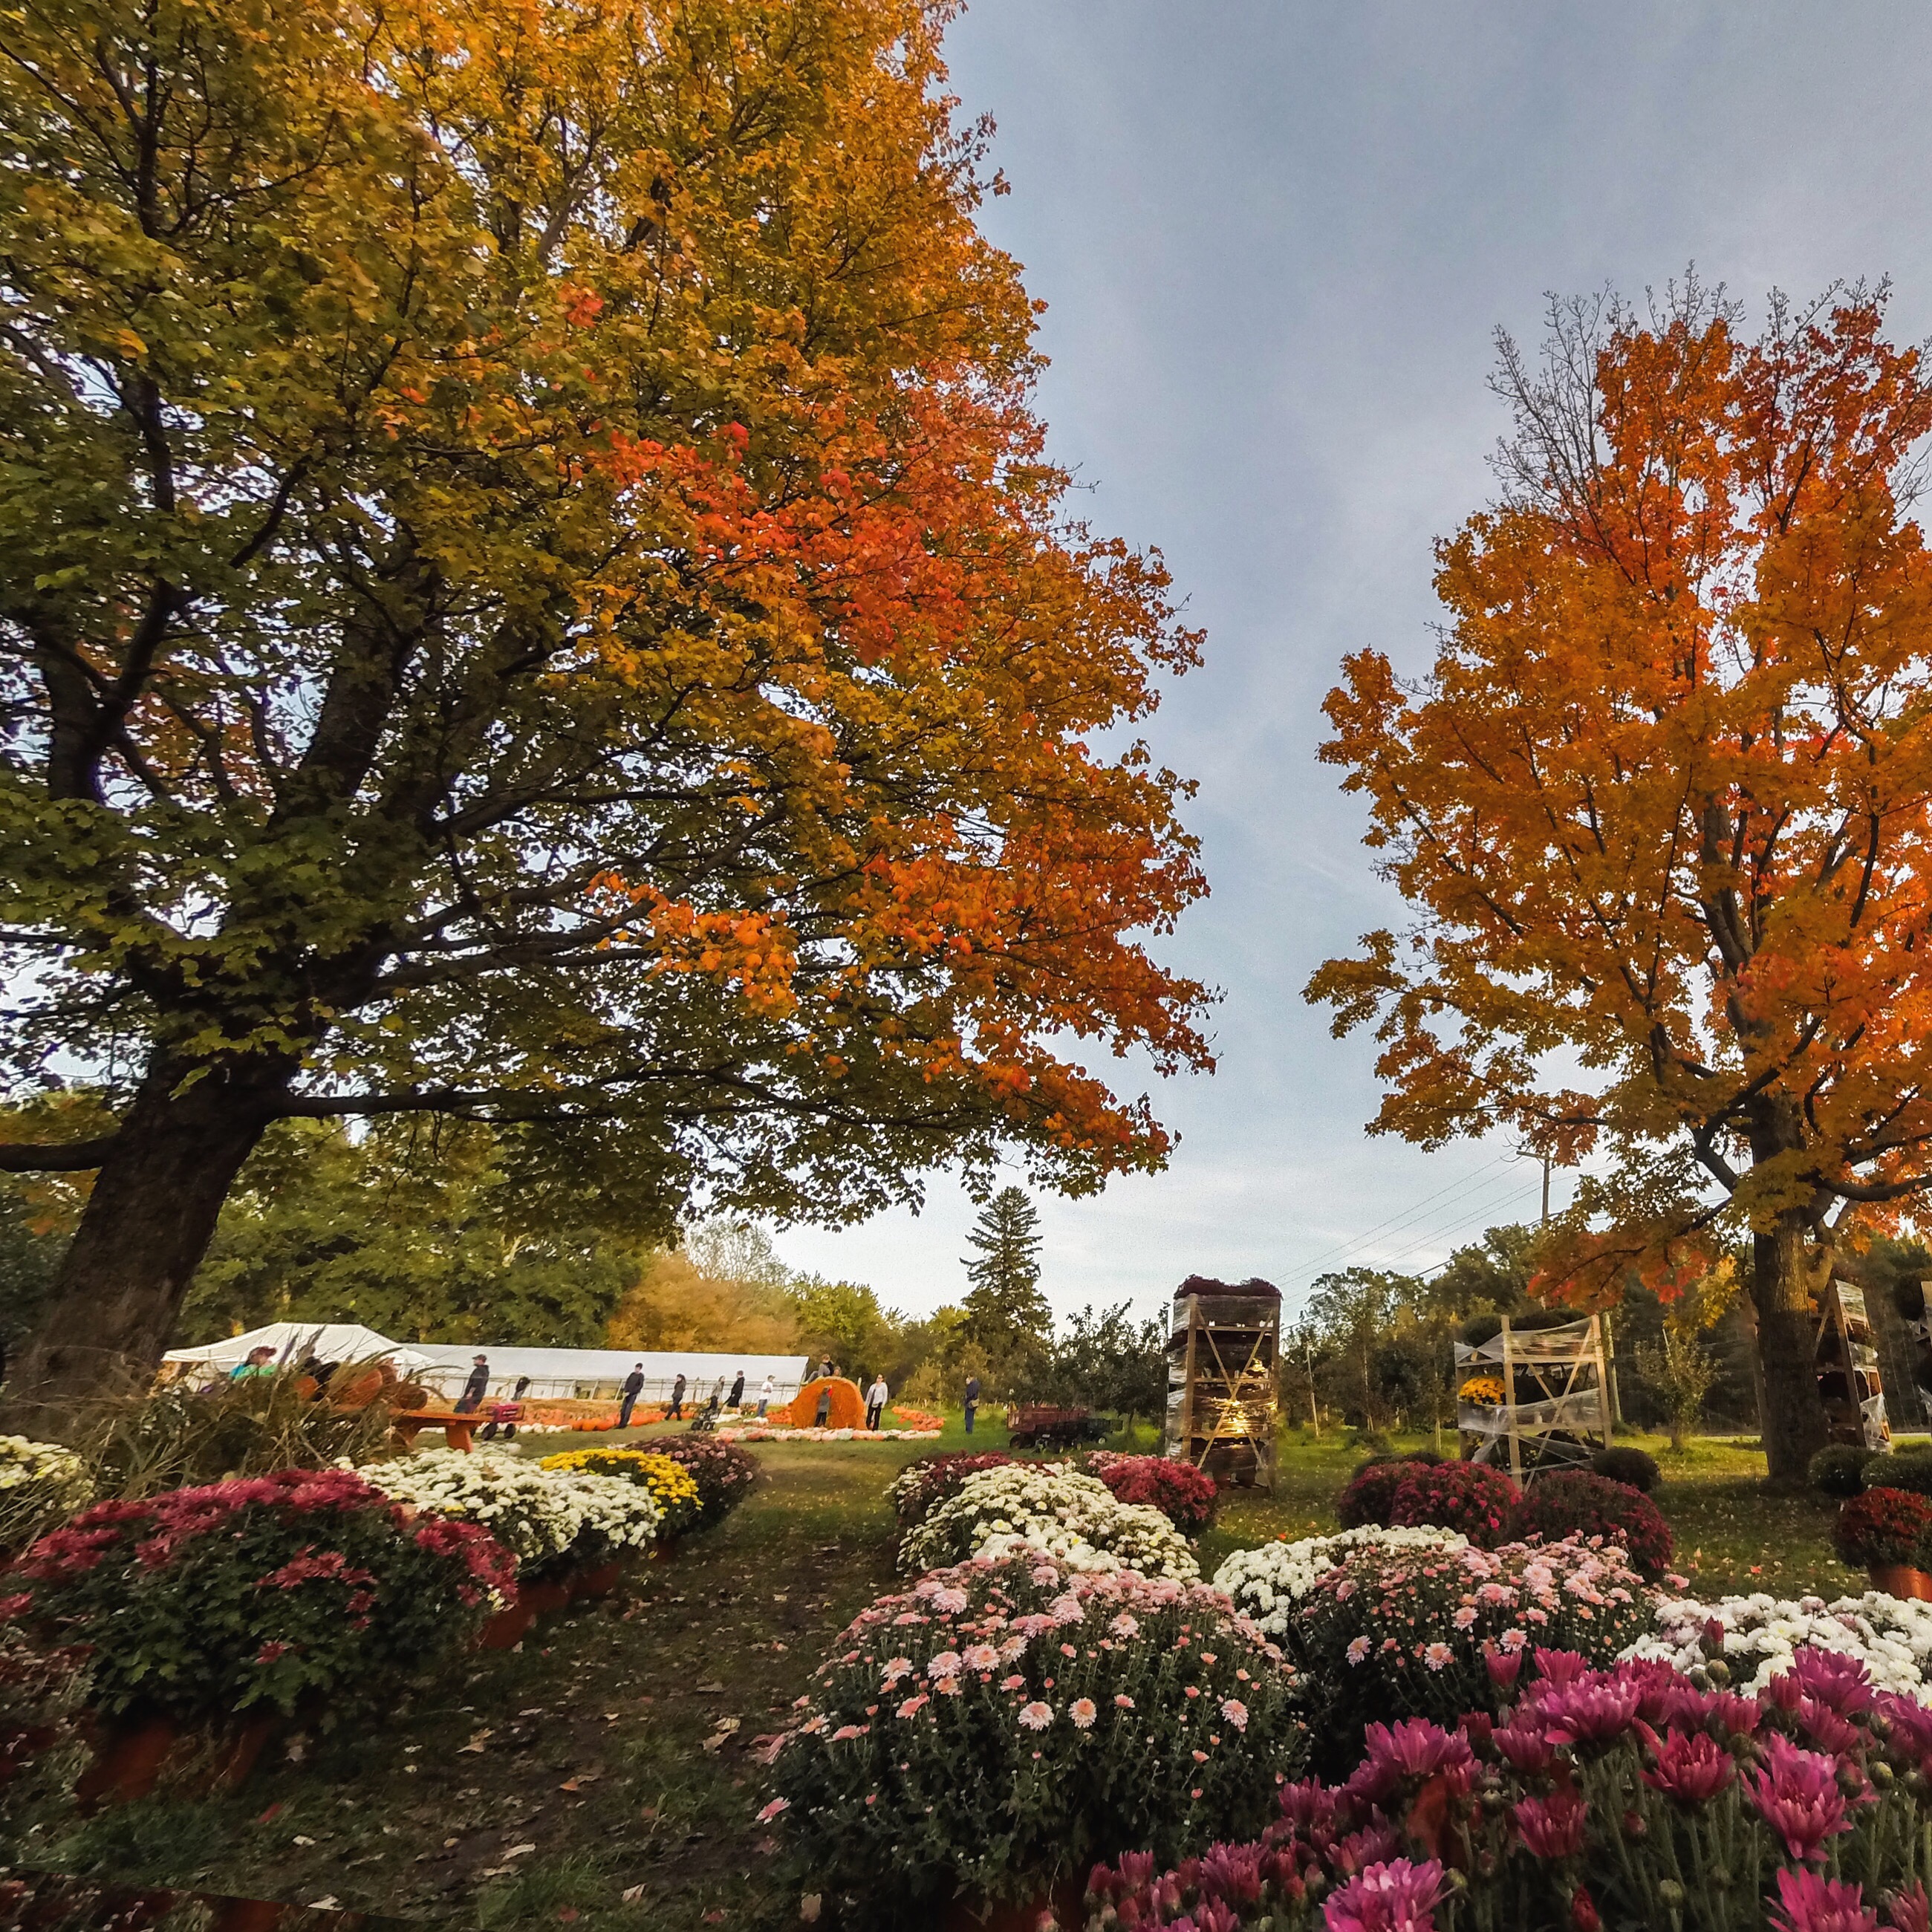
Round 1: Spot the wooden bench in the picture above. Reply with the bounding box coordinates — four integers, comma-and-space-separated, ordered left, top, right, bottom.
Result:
391, 1411, 481, 1452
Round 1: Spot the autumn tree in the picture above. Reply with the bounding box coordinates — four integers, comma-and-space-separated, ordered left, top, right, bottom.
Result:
1307, 279, 1932, 1483
0, 0, 1211, 1422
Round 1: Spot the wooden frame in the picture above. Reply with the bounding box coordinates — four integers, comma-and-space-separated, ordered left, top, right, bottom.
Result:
1165, 1289, 1280, 1492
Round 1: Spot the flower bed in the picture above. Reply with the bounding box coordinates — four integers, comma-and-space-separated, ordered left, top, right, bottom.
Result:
1836, 1486, 1932, 1570
890, 1451, 1015, 1529
1086, 1645, 1932, 1932
1212, 1527, 1468, 1640
540, 1448, 701, 1537
1335, 1454, 1442, 1530
1082, 1453, 1220, 1535
653, 1437, 757, 1529
897, 1463, 1199, 1581
1625, 1590, 1932, 1700
714, 1424, 941, 1443
1507, 1468, 1674, 1579
360, 1448, 659, 1580
761, 1552, 1304, 1929
0, 1437, 92, 1554
7, 1469, 513, 1726
1292, 1534, 1651, 1769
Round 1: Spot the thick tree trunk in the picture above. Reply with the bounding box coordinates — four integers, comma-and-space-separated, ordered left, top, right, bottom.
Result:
1753, 1211, 1831, 1489
0, 1062, 287, 1436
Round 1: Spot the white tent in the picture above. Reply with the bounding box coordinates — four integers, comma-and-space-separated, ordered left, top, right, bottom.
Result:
407, 1345, 811, 1405
161, 1321, 435, 1376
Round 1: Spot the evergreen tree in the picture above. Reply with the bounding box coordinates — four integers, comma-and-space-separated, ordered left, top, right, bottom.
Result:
962, 1189, 1053, 1387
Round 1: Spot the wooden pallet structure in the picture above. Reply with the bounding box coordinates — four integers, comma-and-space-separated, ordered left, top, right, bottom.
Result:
1455, 1315, 1611, 1486
1814, 1279, 1891, 1450
1164, 1277, 1281, 1492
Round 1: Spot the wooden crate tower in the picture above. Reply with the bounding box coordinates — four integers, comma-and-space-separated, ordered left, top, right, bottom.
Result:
1165, 1277, 1281, 1492
1814, 1280, 1891, 1451
1455, 1314, 1611, 1486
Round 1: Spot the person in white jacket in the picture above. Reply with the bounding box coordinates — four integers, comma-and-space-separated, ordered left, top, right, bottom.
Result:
865, 1375, 889, 1431
757, 1373, 774, 1418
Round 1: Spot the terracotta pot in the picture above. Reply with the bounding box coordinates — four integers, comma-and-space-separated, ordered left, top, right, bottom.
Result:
1870, 1564, 1932, 1601
519, 1577, 572, 1618
938, 1875, 1087, 1932
208, 1897, 288, 1932
570, 1561, 622, 1600
74, 1708, 277, 1808
477, 1598, 539, 1650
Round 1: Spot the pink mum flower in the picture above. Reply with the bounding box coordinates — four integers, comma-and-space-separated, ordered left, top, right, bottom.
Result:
1766, 1865, 1879, 1932
1321, 1856, 1451, 1932
1512, 1787, 1587, 1859
1220, 1698, 1249, 1733
1018, 1701, 1054, 1731
755, 1798, 789, 1824
1748, 1734, 1852, 1863
1640, 1727, 1734, 1805
895, 1695, 929, 1719
1070, 1697, 1097, 1729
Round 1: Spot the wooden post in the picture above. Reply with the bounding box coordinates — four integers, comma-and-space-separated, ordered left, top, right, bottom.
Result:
1180, 1297, 1200, 1468
1501, 1318, 1523, 1486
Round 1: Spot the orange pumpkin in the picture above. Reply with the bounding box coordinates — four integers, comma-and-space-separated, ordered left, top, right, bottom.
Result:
780, 1377, 866, 1430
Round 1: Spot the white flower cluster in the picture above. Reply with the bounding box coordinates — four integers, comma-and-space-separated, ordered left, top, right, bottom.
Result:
1212, 1526, 1468, 1639
1623, 1590, 1932, 1702
0, 1434, 93, 1546
899, 1463, 1199, 1582
360, 1448, 659, 1564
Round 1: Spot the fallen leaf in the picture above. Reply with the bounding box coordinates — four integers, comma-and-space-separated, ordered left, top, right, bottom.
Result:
801, 1896, 822, 1925
504, 1843, 537, 1859
622, 1884, 646, 1903
256, 1803, 282, 1824
459, 1728, 494, 1753
695, 1680, 724, 1694
292, 1835, 315, 1847
558, 1912, 579, 1924
308, 1900, 340, 1913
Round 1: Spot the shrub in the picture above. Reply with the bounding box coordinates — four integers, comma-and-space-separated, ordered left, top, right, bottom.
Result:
1506, 1469, 1674, 1581
539, 1448, 701, 1536
1809, 1443, 1881, 1497
77, 1365, 403, 1500
1334, 1457, 1415, 1529
897, 1463, 1199, 1581
653, 1437, 757, 1528
888, 1451, 1014, 1529
1591, 1445, 1661, 1494
1858, 1450, 1932, 1499
1388, 1460, 1520, 1548
1212, 1527, 1467, 1641
10, 1469, 512, 1726
1292, 1535, 1650, 1772
0, 1438, 92, 1554
1089, 1648, 1932, 1932
1629, 1588, 1932, 1698
763, 1553, 1305, 1929
1081, 1453, 1219, 1535
1833, 1486, 1932, 1569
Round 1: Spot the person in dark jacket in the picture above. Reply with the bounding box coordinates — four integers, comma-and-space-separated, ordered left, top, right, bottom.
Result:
454, 1354, 490, 1414
666, 1371, 687, 1420
619, 1363, 646, 1430
963, 1373, 981, 1436
727, 1369, 745, 1411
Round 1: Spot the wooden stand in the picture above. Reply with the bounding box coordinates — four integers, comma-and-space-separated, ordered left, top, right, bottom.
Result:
1457, 1315, 1610, 1486
1815, 1281, 1891, 1450
1165, 1284, 1280, 1492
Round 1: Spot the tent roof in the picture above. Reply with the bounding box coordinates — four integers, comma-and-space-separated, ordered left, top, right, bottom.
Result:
409, 1346, 809, 1384
162, 1321, 435, 1373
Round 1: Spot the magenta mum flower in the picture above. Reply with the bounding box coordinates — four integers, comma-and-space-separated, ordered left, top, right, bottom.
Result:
1321, 1857, 1451, 1932
1512, 1786, 1587, 1859
1747, 1733, 1852, 1862
1884, 1884, 1931, 1932
1536, 1677, 1641, 1749
1766, 1866, 1879, 1932
1641, 1726, 1734, 1803
1364, 1718, 1475, 1783
1787, 1648, 1876, 1717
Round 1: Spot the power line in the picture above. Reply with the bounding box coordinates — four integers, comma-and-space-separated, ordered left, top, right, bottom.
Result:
1278, 1151, 1522, 1287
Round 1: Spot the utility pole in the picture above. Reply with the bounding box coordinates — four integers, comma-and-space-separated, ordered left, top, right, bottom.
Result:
1541, 1156, 1551, 1229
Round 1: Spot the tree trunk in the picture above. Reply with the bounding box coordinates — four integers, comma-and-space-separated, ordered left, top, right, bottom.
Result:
1753, 1211, 1830, 1489
0, 1061, 287, 1435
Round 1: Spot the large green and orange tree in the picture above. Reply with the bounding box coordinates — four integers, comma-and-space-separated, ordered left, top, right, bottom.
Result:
0, 0, 1210, 1420
1307, 282, 1932, 1483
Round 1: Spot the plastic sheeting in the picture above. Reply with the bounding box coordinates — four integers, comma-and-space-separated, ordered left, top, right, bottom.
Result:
1458, 1390, 1607, 1437
1454, 1320, 1598, 1365
162, 1322, 435, 1376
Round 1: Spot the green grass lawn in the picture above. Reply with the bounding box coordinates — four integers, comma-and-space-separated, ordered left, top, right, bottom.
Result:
13, 1417, 1887, 1930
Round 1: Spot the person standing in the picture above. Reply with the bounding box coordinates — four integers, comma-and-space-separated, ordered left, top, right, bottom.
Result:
667, 1371, 686, 1420
706, 1375, 726, 1419
727, 1368, 745, 1411
963, 1373, 980, 1436
454, 1354, 490, 1414
865, 1373, 888, 1431
813, 1381, 833, 1427
619, 1362, 646, 1430
757, 1372, 774, 1418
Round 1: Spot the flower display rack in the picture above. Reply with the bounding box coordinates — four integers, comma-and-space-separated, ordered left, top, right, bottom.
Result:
1162, 1276, 1280, 1492
1454, 1313, 1610, 1486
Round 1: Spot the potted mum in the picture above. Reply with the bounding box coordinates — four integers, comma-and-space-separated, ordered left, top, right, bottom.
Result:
9, 1468, 513, 1801
539, 1448, 702, 1565
1833, 1485, 1932, 1600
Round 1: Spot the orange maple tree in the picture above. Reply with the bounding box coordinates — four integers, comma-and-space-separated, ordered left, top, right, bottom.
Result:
0, 0, 1209, 1417
1307, 281, 1932, 1482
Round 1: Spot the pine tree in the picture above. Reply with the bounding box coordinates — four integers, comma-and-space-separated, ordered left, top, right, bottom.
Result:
962, 1189, 1053, 1388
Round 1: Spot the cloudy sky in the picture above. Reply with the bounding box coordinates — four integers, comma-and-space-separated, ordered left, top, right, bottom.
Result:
783, 1, 1932, 1324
